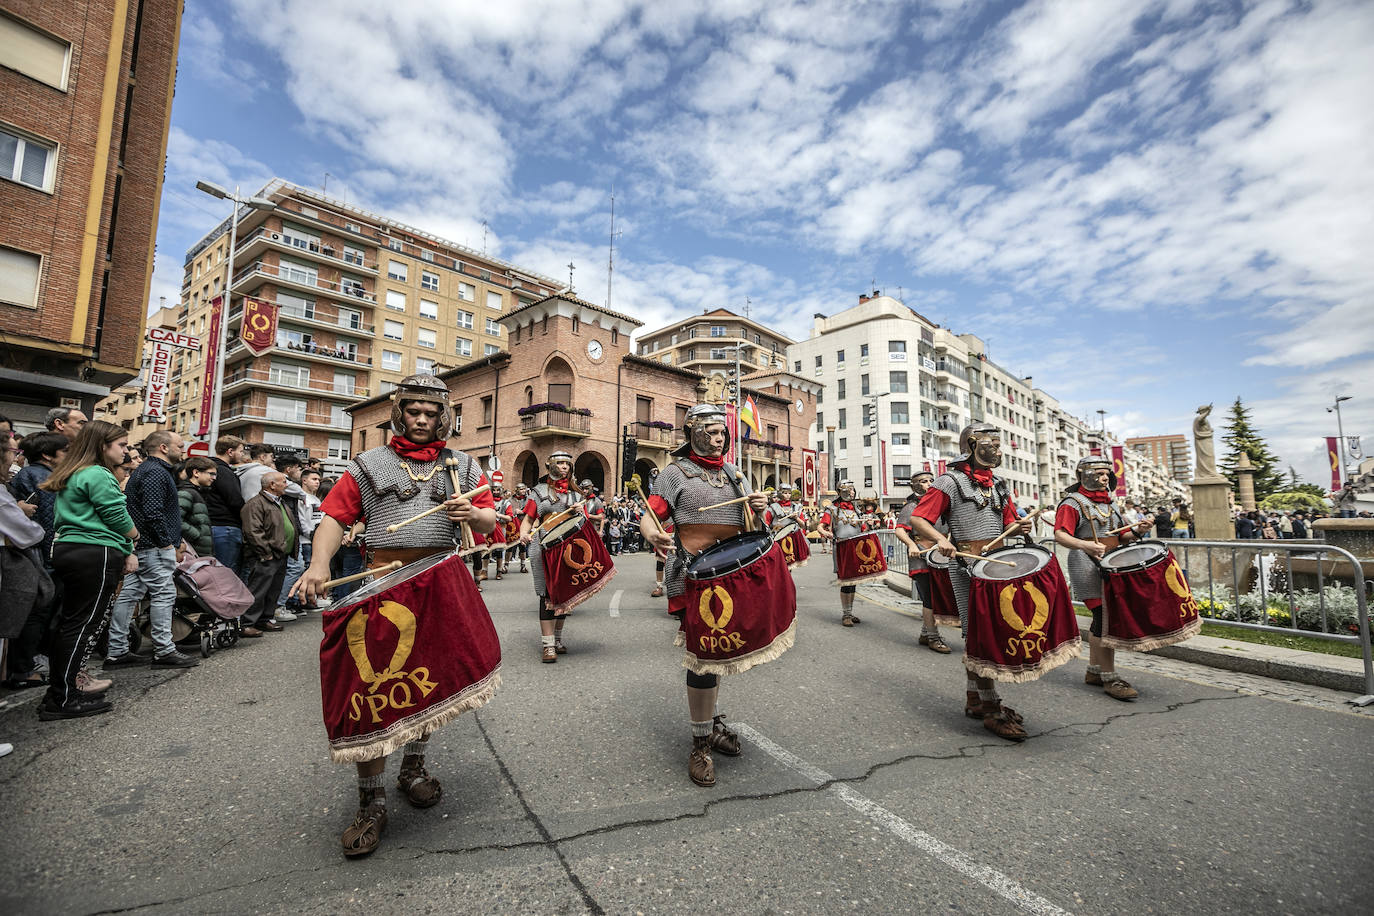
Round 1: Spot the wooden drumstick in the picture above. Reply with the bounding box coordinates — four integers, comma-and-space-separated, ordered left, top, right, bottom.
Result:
697, 486, 773, 513
953, 550, 1016, 567
384, 480, 492, 534
982, 508, 1052, 554
319, 560, 401, 591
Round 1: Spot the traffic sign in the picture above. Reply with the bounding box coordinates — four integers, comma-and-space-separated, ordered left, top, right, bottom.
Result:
491, 470, 504, 484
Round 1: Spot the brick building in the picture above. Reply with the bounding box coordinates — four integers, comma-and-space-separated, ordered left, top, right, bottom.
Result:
91, 301, 176, 442
347, 291, 820, 493
0, 0, 182, 430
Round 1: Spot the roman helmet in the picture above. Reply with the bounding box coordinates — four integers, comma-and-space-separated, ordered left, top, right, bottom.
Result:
1067, 455, 1117, 494
907, 470, 935, 488
671, 403, 730, 458
546, 450, 573, 478
390, 374, 453, 439
580, 478, 595, 494
836, 479, 857, 503
956, 423, 1002, 468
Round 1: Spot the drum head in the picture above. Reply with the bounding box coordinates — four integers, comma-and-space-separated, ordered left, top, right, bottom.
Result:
773, 519, 800, 538
1099, 541, 1168, 573
543, 513, 585, 544
926, 549, 954, 569
338, 552, 454, 607
971, 546, 1050, 581
686, 530, 773, 580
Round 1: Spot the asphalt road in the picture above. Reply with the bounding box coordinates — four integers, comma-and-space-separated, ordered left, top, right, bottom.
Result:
2, 549, 1371, 915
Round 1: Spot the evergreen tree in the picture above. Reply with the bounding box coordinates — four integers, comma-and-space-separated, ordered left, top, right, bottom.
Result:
1278, 465, 1326, 499
1221, 397, 1282, 499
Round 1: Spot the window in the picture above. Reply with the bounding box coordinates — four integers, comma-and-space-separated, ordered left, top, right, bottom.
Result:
687, 328, 698, 338
333, 371, 356, 394
419, 299, 438, 320
379, 380, 396, 394
892, 432, 910, 446
421, 249, 434, 262
860, 374, 870, 396
417, 328, 436, 349
862, 404, 873, 426
890, 401, 910, 424
711, 325, 727, 337
0, 126, 57, 192
381, 349, 402, 371
385, 290, 406, 312
836, 349, 845, 363
383, 319, 404, 340
328, 437, 350, 460
457, 281, 475, 301
611, 327, 618, 345
267, 362, 307, 387
863, 434, 872, 448
486, 290, 502, 310
282, 224, 320, 251
416, 356, 436, 374
0, 14, 71, 90
420, 270, 439, 291
340, 277, 366, 298
279, 258, 317, 286
455, 309, 473, 329
0, 245, 41, 307
889, 370, 908, 393
388, 238, 403, 251
837, 408, 847, 429
265, 396, 307, 422
263, 431, 305, 449
814, 355, 823, 368
710, 348, 728, 360
330, 404, 348, 426
455, 337, 472, 357
481, 396, 493, 426
484, 343, 501, 356
837, 379, 846, 399
794, 360, 801, 372
485, 318, 501, 336
547, 382, 571, 405
453, 404, 463, 434
889, 340, 906, 353
860, 343, 869, 358
342, 244, 366, 266
816, 410, 824, 429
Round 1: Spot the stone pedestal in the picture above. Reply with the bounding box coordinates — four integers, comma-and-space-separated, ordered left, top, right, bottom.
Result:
1235, 452, 1256, 511
1190, 475, 1235, 539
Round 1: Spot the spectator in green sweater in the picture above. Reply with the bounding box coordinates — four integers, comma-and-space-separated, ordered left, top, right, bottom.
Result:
178, 457, 216, 557
38, 420, 138, 720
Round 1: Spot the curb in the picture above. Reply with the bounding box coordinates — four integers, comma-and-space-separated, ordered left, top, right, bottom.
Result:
880, 573, 1367, 695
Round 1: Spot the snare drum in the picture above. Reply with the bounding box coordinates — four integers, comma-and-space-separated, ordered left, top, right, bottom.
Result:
964, 546, 1080, 682
539, 513, 616, 615
681, 531, 797, 676
834, 531, 888, 585
1097, 541, 1201, 650
922, 550, 960, 626
772, 518, 811, 568
319, 552, 502, 763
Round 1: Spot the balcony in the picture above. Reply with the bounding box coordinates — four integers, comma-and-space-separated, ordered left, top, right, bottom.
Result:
631, 421, 675, 451
222, 366, 370, 401
520, 407, 591, 439
225, 339, 372, 368
234, 226, 378, 274
228, 303, 374, 337
221, 405, 345, 431
231, 260, 377, 304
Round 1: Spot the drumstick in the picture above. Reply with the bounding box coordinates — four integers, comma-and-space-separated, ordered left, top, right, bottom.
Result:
953, 550, 1016, 567
384, 482, 492, 533
982, 508, 1052, 553
320, 560, 401, 591
697, 486, 773, 513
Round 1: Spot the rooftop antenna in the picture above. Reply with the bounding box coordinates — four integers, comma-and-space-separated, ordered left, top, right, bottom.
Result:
323, 171, 331, 195
481, 219, 489, 255
607, 186, 621, 310
567, 260, 576, 294
744, 296, 751, 318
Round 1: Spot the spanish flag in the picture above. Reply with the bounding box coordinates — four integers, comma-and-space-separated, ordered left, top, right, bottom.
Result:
740, 394, 761, 436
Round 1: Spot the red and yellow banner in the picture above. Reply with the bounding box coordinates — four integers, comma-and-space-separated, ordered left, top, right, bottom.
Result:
1111, 445, 1127, 498
802, 449, 817, 503
965, 560, 1080, 683
1101, 552, 1201, 651
541, 518, 617, 614
835, 532, 887, 585
682, 541, 796, 676
196, 294, 223, 437
240, 297, 279, 355
1326, 437, 1342, 491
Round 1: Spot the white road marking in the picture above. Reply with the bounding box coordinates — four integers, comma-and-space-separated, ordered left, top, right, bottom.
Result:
609, 589, 623, 617
734, 723, 1072, 916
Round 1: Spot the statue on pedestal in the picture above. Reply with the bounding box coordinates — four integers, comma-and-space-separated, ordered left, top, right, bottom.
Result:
1193, 404, 1217, 479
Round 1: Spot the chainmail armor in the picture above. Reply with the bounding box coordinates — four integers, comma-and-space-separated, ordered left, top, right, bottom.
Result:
528, 481, 577, 598
930, 469, 1012, 636
1058, 492, 1123, 601
352, 447, 479, 551
653, 458, 748, 599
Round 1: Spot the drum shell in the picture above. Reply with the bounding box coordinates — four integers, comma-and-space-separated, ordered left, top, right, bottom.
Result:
1100, 547, 1201, 651
964, 554, 1080, 683
772, 519, 811, 568
687, 530, 773, 581
833, 531, 887, 585
540, 516, 616, 615
681, 539, 797, 677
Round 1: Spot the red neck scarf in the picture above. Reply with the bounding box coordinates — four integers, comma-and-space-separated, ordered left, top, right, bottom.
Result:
549, 477, 570, 494
960, 463, 995, 487
835, 501, 855, 510
389, 435, 444, 463
688, 453, 725, 470
1080, 488, 1113, 504
778, 499, 792, 506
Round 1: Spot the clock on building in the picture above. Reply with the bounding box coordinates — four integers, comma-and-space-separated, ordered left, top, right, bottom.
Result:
587, 340, 603, 360
795, 398, 804, 413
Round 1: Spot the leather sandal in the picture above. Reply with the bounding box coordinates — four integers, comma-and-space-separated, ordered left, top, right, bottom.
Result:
1102, 678, 1139, 701
922, 634, 951, 654
964, 690, 983, 719
689, 735, 715, 787
708, 714, 741, 757
1084, 669, 1103, 686
554, 638, 567, 655
650, 586, 664, 597
982, 701, 1028, 742
397, 760, 442, 808
541, 646, 557, 663
341, 795, 387, 858
841, 614, 857, 627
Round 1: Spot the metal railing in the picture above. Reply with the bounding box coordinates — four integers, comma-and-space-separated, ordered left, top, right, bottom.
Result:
520, 408, 591, 435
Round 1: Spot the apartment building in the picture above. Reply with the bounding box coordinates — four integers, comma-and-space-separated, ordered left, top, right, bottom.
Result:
1126, 434, 1192, 482
0, 0, 182, 430
168, 180, 560, 468
636, 307, 792, 377
787, 293, 1039, 505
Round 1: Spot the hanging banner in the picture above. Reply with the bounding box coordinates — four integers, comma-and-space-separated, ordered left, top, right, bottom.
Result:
802, 449, 817, 503
1111, 446, 1127, 498
1348, 436, 1363, 460
937, 459, 947, 476
1326, 437, 1342, 491
724, 403, 738, 465
197, 295, 224, 438
240, 297, 279, 355
880, 440, 888, 496
143, 341, 173, 421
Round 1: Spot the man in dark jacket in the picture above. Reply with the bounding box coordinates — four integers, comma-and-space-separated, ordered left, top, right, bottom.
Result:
1154, 506, 1172, 538
240, 472, 292, 637
205, 436, 248, 575
1292, 511, 1308, 538
178, 457, 216, 557
105, 430, 199, 669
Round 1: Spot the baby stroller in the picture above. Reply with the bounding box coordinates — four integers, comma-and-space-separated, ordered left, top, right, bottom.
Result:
130, 550, 253, 658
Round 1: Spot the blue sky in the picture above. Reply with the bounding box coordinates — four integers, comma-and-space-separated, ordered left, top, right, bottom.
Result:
152, 0, 1372, 487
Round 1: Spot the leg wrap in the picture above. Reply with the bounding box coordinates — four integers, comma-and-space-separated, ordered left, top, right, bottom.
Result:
686, 670, 718, 689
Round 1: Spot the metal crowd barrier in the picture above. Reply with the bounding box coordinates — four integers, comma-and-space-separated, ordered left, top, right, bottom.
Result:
872, 528, 1373, 700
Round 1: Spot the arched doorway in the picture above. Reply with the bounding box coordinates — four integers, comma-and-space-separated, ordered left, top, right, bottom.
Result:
633, 457, 660, 494
515, 449, 540, 488
574, 451, 607, 492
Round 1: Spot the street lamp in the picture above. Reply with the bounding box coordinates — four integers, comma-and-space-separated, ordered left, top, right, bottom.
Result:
869, 391, 892, 501
196, 180, 275, 447
1328, 395, 1353, 486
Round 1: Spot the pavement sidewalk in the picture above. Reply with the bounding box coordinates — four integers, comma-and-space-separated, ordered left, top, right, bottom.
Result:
871, 574, 1373, 698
